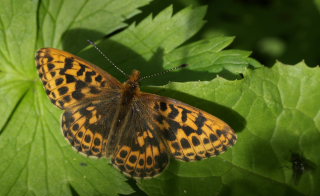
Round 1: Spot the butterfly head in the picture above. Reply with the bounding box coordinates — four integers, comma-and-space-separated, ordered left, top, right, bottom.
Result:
124, 70, 141, 92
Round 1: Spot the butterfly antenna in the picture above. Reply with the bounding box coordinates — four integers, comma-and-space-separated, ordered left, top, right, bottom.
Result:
140, 64, 188, 81
87, 40, 128, 77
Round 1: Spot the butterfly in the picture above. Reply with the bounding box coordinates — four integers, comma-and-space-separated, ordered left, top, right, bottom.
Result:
35, 47, 237, 178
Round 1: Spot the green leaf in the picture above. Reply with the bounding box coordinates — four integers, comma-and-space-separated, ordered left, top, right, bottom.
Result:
37, 0, 151, 53
141, 62, 320, 196
316, 0, 320, 12
79, 8, 254, 84
78, 5, 209, 82
0, 0, 150, 195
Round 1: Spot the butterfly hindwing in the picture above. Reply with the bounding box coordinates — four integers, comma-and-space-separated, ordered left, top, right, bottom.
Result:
36, 48, 121, 109
112, 128, 169, 178
142, 94, 237, 161
110, 102, 169, 178
61, 93, 121, 157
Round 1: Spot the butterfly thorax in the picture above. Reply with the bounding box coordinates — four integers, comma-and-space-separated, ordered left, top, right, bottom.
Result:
121, 70, 141, 105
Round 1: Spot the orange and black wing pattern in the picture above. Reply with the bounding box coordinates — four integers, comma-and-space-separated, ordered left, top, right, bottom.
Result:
61, 99, 119, 157
141, 94, 237, 161
36, 47, 237, 179
36, 48, 121, 109
111, 122, 169, 178
36, 48, 121, 157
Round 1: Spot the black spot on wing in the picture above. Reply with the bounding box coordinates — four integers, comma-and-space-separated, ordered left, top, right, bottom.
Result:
180, 107, 192, 122
192, 136, 200, 146
147, 156, 152, 165
139, 159, 144, 166
72, 123, 79, 131
116, 158, 124, 164
44, 54, 53, 62
72, 91, 84, 100
195, 114, 206, 129
159, 102, 167, 111
85, 71, 96, 83
180, 138, 191, 148
59, 68, 67, 75
45, 89, 50, 95
229, 137, 236, 145
79, 106, 92, 117
94, 138, 101, 146
50, 71, 56, 77
167, 119, 180, 133
90, 86, 101, 94
75, 80, 87, 89
129, 155, 137, 163
78, 131, 84, 138
216, 129, 224, 137
84, 134, 91, 143
203, 138, 209, 144
58, 100, 65, 108
155, 153, 168, 169
210, 134, 218, 142
55, 78, 64, 86
47, 63, 55, 70
63, 95, 71, 102
171, 142, 181, 150
65, 74, 76, 83
182, 125, 195, 136
65, 58, 74, 69
58, 87, 68, 95
77, 64, 86, 76
168, 104, 179, 119
163, 129, 177, 141
131, 143, 141, 151
120, 150, 128, 158
95, 75, 102, 82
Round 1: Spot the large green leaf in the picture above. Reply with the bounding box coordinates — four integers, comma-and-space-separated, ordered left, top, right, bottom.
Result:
141, 62, 320, 196
0, 0, 148, 195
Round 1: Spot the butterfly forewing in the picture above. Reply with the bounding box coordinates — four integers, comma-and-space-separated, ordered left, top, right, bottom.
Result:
141, 94, 237, 161
36, 48, 121, 109
36, 48, 237, 179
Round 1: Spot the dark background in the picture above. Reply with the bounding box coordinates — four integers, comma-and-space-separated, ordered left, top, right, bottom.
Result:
128, 0, 320, 67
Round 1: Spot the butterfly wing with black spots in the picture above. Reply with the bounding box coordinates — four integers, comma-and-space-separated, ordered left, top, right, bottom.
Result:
111, 99, 169, 178
36, 48, 121, 109
141, 93, 237, 161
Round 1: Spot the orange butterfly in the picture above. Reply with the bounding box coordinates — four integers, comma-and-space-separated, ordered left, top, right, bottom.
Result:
35, 47, 237, 178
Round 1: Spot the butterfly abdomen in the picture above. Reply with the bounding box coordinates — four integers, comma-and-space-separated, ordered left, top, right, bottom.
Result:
105, 71, 142, 157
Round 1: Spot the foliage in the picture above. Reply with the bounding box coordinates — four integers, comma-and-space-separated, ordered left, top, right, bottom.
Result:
0, 0, 319, 195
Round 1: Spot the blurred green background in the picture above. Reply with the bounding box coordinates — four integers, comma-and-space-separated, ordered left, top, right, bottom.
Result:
130, 0, 320, 67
